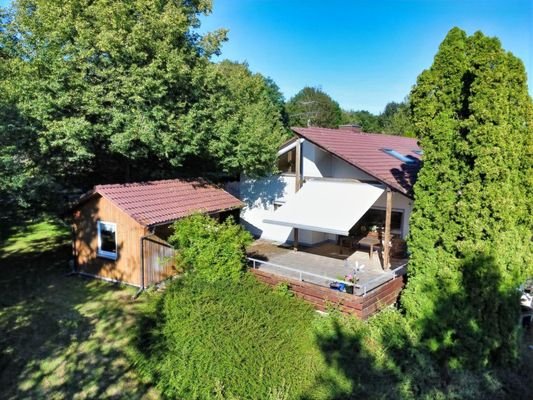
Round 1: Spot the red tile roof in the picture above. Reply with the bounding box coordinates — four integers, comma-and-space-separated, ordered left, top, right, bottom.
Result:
77, 179, 243, 226
291, 127, 421, 196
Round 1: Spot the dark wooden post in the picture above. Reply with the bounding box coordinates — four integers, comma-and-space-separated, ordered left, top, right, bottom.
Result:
293, 139, 302, 251
383, 187, 392, 270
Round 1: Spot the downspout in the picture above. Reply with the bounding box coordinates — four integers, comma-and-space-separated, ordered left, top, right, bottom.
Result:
134, 231, 154, 299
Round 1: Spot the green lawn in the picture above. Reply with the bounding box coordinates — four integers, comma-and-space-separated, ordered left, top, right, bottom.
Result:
1, 217, 531, 399
0, 217, 159, 399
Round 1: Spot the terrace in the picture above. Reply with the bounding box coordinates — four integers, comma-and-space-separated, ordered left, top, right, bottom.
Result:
247, 240, 407, 297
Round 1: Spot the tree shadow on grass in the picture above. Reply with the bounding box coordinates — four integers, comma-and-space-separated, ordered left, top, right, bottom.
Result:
304, 253, 533, 399
0, 231, 156, 399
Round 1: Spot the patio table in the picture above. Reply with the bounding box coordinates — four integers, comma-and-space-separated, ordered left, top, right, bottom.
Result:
357, 236, 381, 259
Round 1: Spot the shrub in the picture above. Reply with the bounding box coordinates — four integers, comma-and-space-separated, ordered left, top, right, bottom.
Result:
133, 273, 321, 399
168, 214, 252, 283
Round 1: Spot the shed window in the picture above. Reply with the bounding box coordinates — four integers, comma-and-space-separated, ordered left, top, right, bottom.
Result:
97, 221, 117, 260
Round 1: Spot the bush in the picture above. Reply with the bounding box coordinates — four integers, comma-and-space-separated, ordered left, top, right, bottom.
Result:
168, 214, 253, 283
133, 274, 321, 399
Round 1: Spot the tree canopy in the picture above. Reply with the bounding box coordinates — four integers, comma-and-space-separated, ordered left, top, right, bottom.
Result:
285, 86, 342, 128
342, 100, 415, 136
401, 27, 533, 370
341, 109, 381, 132
0, 0, 286, 212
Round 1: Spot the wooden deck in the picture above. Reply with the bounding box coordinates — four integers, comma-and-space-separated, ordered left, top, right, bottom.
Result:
248, 240, 407, 294
250, 268, 405, 319
247, 240, 407, 318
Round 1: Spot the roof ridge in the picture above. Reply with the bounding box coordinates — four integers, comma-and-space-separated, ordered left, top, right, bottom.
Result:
292, 126, 417, 141
94, 177, 210, 190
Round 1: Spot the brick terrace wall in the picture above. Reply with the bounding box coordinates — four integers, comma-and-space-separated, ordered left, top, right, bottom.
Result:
250, 268, 405, 319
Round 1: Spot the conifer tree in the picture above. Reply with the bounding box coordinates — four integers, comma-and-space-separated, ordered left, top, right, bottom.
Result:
402, 27, 533, 369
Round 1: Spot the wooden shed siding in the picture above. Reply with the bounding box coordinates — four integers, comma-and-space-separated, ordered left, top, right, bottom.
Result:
250, 268, 404, 319
73, 196, 147, 286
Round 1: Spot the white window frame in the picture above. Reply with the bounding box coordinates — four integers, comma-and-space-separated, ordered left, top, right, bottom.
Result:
97, 221, 117, 260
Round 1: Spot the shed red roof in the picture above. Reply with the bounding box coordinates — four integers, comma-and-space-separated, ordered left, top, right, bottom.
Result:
291, 127, 421, 196
77, 179, 243, 226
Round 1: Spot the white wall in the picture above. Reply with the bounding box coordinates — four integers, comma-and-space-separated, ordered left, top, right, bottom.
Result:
330, 157, 374, 180
302, 141, 332, 177
239, 141, 414, 245
239, 174, 295, 243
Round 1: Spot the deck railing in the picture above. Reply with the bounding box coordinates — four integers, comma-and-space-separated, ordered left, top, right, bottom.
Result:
247, 256, 407, 296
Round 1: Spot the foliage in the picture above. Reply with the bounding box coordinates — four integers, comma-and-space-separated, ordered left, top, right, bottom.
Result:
342, 109, 382, 132
168, 214, 252, 283
286, 86, 342, 128
341, 100, 415, 136
3, 216, 528, 400
402, 27, 533, 370
132, 273, 321, 400
198, 61, 288, 177
274, 281, 294, 297
380, 101, 416, 136
0, 1, 285, 213
311, 308, 533, 399
262, 75, 290, 128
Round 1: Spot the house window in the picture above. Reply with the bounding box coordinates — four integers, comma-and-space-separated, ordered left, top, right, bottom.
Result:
382, 148, 417, 164
97, 221, 117, 260
354, 208, 404, 236
277, 148, 296, 174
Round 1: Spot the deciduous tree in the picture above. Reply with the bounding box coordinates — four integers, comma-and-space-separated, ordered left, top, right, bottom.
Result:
0, 0, 285, 212
286, 86, 342, 128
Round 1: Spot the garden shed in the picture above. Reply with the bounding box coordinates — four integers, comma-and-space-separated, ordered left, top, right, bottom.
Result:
71, 178, 243, 287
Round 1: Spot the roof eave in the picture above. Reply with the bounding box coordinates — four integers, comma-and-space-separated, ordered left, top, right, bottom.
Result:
291, 128, 418, 199
145, 203, 245, 228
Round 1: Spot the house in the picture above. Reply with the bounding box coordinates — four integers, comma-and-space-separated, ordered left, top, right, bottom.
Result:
241, 126, 421, 257
239, 126, 422, 264
71, 178, 243, 287
239, 126, 422, 317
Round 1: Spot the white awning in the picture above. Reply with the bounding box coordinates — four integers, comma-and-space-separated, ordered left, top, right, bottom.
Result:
264, 180, 384, 236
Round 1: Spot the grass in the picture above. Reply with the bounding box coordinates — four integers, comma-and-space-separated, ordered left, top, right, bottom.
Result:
1, 216, 531, 399
0, 216, 159, 399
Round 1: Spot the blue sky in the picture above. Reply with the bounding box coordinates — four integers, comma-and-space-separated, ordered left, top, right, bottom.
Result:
1, 0, 531, 113
199, 0, 532, 113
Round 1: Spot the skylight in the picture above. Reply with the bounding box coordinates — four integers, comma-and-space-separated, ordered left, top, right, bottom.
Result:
382, 148, 417, 164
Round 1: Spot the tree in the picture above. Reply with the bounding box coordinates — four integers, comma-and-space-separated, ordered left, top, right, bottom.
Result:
263, 76, 289, 127
341, 109, 381, 132
401, 27, 533, 370
380, 101, 416, 137
0, 7, 51, 213
191, 61, 288, 177
286, 87, 342, 128
341, 101, 415, 136
0, 1, 285, 212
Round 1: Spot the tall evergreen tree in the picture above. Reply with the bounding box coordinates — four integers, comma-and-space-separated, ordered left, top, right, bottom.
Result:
402, 28, 533, 370
286, 87, 342, 128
